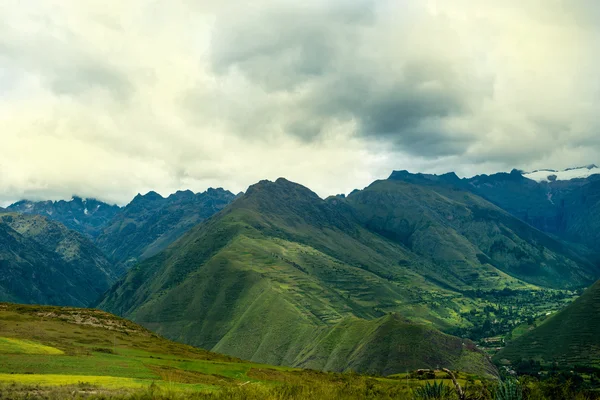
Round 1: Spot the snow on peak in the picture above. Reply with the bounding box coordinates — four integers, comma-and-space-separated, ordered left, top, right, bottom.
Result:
523, 165, 600, 183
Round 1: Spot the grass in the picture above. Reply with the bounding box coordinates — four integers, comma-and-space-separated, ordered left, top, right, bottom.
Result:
0, 302, 497, 399
0, 337, 64, 355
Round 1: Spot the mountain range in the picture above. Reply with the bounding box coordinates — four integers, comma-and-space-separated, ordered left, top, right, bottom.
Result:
97, 174, 600, 374
7, 197, 120, 238
4, 167, 600, 375
388, 166, 600, 257
95, 188, 236, 272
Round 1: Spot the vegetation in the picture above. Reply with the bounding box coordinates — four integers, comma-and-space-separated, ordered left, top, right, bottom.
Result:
95, 188, 236, 272
0, 303, 499, 399
496, 279, 600, 367
463, 169, 600, 255
0, 214, 115, 307
98, 177, 599, 375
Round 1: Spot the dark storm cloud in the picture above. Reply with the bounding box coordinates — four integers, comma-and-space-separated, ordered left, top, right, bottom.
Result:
3, 0, 600, 205
205, 1, 491, 157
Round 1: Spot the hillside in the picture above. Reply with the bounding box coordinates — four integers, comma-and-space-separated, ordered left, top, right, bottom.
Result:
97, 176, 597, 376
495, 279, 600, 367
349, 176, 599, 289
0, 213, 116, 306
464, 170, 600, 255
0, 302, 492, 399
95, 188, 236, 272
7, 197, 120, 238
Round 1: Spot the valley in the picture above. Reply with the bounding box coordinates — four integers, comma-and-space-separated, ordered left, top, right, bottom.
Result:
3, 169, 600, 399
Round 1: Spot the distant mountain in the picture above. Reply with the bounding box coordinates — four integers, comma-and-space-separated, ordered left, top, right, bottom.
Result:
7, 197, 120, 238
495, 278, 600, 367
0, 213, 116, 306
98, 177, 595, 375
95, 188, 236, 272
463, 168, 600, 254
374, 174, 599, 289
523, 165, 600, 183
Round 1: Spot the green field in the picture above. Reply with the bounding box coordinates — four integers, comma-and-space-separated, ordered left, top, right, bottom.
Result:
0, 302, 497, 399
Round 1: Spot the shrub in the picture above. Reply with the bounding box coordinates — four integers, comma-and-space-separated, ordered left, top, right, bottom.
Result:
414, 381, 454, 399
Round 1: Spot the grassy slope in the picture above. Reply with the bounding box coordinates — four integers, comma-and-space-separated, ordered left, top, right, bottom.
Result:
495, 279, 600, 367
0, 302, 490, 399
100, 179, 509, 376
0, 302, 246, 389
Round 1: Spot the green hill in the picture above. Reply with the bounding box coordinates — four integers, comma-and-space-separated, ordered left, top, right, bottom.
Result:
495, 279, 600, 367
0, 302, 490, 399
95, 188, 236, 273
0, 214, 116, 306
97, 177, 597, 376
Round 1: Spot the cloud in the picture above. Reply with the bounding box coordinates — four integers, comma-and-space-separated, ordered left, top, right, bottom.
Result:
1, 0, 600, 205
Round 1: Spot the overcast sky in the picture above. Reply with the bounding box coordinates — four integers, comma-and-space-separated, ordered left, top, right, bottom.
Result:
1, 0, 599, 205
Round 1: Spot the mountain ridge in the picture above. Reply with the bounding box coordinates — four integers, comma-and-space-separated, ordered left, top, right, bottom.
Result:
98, 176, 599, 375
0, 213, 116, 306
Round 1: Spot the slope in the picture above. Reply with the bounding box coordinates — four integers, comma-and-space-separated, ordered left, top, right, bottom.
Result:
96, 188, 236, 272
7, 197, 120, 238
465, 170, 600, 255
0, 213, 116, 306
99, 178, 515, 376
0, 303, 494, 399
495, 279, 600, 367
348, 176, 599, 289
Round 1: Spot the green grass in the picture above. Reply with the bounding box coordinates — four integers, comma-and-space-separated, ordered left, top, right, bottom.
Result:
0, 302, 498, 400
0, 337, 63, 355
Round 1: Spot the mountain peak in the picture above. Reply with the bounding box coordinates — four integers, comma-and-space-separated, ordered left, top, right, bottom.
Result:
388, 170, 462, 186
244, 178, 321, 204
132, 191, 164, 202
523, 165, 600, 183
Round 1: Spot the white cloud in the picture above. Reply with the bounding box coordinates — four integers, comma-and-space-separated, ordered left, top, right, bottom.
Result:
1, 0, 599, 205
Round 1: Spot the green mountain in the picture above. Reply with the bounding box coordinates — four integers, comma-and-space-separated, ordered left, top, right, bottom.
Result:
98, 176, 596, 375
462, 170, 600, 256
350, 175, 599, 289
495, 278, 600, 367
95, 188, 236, 272
7, 197, 120, 239
0, 213, 116, 306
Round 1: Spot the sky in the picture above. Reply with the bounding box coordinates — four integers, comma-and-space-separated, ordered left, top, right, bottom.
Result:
1, 0, 600, 205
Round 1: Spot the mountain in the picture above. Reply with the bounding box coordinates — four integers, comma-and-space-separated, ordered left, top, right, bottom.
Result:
98, 176, 596, 375
0, 213, 116, 306
463, 168, 600, 254
95, 188, 236, 272
7, 197, 120, 238
523, 165, 600, 183
367, 174, 599, 289
495, 278, 600, 367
